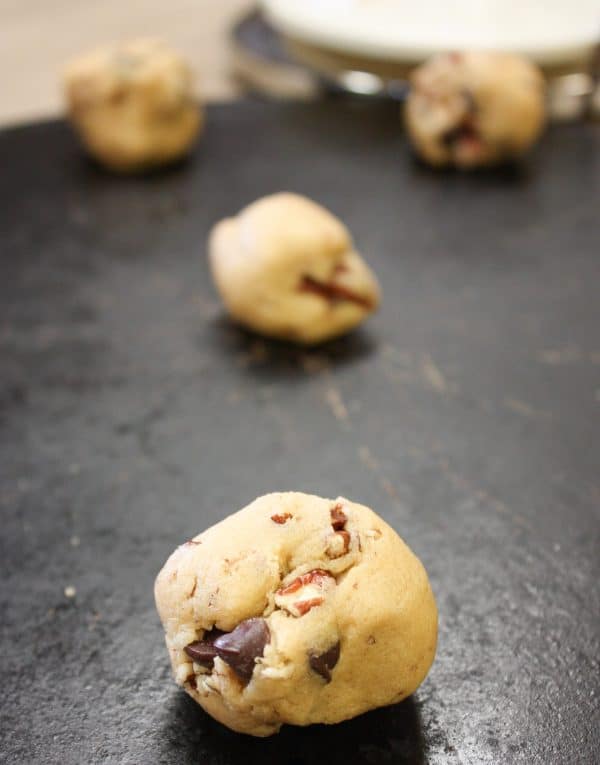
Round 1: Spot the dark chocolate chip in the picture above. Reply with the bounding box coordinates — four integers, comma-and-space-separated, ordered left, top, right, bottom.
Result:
309, 641, 340, 682
330, 504, 347, 530
213, 618, 270, 682
184, 628, 225, 668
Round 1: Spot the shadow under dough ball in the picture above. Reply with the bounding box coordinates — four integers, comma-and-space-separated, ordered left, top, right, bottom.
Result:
208, 193, 382, 345
155, 492, 438, 736
405, 51, 546, 168
64, 38, 202, 172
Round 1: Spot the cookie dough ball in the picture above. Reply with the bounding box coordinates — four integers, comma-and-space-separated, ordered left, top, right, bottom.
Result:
208, 193, 381, 345
155, 492, 437, 737
405, 51, 546, 168
64, 39, 201, 172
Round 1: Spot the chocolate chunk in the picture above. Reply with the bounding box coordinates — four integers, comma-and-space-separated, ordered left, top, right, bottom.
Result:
213, 618, 270, 682
309, 641, 341, 682
330, 504, 347, 530
184, 641, 217, 667
184, 628, 224, 668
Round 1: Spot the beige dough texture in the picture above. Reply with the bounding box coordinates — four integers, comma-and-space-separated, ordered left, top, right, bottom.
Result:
155, 492, 437, 737
208, 193, 381, 345
64, 38, 202, 172
405, 51, 546, 168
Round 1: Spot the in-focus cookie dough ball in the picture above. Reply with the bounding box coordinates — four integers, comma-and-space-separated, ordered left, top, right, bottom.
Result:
208, 193, 381, 345
405, 51, 546, 168
155, 492, 437, 737
64, 38, 202, 172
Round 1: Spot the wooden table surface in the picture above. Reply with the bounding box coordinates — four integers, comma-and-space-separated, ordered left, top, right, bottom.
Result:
0, 0, 253, 127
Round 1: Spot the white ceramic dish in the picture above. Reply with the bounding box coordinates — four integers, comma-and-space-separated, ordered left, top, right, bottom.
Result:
261, 0, 600, 67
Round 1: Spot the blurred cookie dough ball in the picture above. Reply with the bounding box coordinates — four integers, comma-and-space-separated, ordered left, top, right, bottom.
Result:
64, 39, 202, 172
208, 193, 381, 345
405, 51, 546, 168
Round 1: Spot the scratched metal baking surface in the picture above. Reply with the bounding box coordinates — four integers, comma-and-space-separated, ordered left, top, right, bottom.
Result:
0, 100, 599, 764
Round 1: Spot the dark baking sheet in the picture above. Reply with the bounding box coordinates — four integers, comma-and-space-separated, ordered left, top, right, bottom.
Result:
0, 99, 599, 764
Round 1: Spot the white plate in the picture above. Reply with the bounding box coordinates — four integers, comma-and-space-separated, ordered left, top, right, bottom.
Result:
261, 0, 600, 66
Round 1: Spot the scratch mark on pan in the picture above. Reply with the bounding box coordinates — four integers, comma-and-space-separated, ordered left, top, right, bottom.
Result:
537, 347, 581, 365
504, 398, 550, 420
380, 478, 399, 500
325, 386, 349, 423
358, 446, 400, 502
537, 346, 600, 365
420, 353, 447, 393
438, 458, 532, 530
358, 445, 378, 472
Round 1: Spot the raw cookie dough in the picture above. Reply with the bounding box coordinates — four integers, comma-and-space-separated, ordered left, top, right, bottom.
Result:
405, 51, 546, 168
208, 193, 381, 344
155, 492, 437, 737
64, 38, 202, 172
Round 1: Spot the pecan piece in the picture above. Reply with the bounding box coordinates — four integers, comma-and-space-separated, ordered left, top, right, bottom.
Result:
271, 512, 292, 524
275, 569, 335, 617
326, 529, 351, 558
330, 504, 347, 530
276, 569, 331, 596
299, 276, 374, 310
